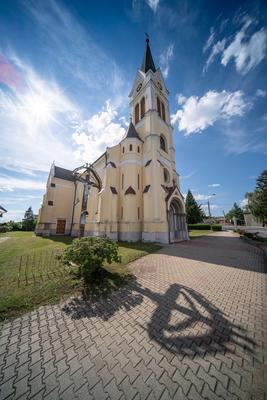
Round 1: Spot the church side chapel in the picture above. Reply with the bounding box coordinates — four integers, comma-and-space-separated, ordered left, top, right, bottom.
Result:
36, 38, 189, 243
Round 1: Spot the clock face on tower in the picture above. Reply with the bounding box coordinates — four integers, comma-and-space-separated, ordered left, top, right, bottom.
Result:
136, 83, 142, 92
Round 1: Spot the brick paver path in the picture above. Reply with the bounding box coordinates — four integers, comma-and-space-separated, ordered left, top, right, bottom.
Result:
0, 231, 266, 399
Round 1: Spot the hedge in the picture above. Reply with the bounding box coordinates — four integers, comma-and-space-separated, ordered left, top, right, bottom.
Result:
211, 225, 222, 231
188, 224, 211, 230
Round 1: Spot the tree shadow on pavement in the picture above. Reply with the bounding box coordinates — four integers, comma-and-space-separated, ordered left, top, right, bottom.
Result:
62, 277, 143, 321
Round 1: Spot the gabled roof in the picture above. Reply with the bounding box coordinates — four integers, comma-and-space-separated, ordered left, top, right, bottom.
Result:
54, 166, 75, 182
141, 37, 156, 73
0, 205, 7, 213
123, 122, 143, 142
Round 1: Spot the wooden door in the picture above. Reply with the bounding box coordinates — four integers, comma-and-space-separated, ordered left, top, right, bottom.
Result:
56, 219, 66, 234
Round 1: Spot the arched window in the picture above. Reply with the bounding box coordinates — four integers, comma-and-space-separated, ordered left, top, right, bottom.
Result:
129, 144, 133, 151
157, 97, 161, 118
122, 146, 125, 153
135, 103, 139, 124
161, 102, 166, 122
137, 146, 140, 153
140, 97, 145, 119
160, 135, 167, 152
163, 168, 170, 183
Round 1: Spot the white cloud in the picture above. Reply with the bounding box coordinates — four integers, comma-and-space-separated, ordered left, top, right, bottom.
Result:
222, 27, 267, 74
204, 16, 267, 74
180, 170, 197, 180
0, 56, 83, 174
0, 195, 41, 205
208, 183, 221, 187
171, 90, 249, 135
256, 89, 267, 98
72, 100, 126, 164
194, 194, 215, 201
176, 93, 186, 105
201, 204, 221, 212
146, 0, 159, 12
24, 1, 126, 98
223, 124, 267, 155
203, 27, 216, 53
0, 175, 46, 192
203, 39, 226, 73
159, 44, 174, 78
0, 53, 127, 176
1, 210, 26, 222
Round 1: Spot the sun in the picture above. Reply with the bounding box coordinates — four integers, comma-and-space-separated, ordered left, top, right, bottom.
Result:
24, 92, 53, 125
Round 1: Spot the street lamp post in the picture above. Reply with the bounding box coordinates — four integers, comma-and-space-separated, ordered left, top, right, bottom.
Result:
207, 194, 216, 218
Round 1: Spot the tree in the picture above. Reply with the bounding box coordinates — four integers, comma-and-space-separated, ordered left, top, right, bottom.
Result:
6, 220, 22, 231
22, 207, 36, 231
60, 237, 121, 286
225, 203, 245, 224
248, 170, 267, 226
185, 190, 204, 224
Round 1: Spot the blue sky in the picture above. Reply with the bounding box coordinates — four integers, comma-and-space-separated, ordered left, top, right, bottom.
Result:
0, 0, 266, 221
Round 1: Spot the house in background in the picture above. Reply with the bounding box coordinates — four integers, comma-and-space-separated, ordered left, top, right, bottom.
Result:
36, 38, 188, 243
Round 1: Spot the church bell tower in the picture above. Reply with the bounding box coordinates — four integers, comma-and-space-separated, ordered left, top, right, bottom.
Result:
128, 37, 188, 243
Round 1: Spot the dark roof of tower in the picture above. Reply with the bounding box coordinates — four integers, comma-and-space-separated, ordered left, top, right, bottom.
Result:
140, 37, 156, 73
54, 166, 75, 182
124, 121, 143, 142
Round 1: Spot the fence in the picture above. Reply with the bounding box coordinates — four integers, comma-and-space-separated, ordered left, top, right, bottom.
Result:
16, 249, 67, 288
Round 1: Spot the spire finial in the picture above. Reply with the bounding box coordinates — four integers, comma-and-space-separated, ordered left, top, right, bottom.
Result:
145, 32, 149, 43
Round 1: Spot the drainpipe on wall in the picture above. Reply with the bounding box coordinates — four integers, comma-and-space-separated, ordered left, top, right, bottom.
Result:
70, 181, 77, 236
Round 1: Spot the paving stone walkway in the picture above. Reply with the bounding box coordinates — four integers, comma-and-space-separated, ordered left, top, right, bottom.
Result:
0, 231, 266, 399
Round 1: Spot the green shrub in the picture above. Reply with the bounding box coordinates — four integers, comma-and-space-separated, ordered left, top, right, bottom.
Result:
211, 225, 222, 231
60, 236, 121, 285
0, 225, 8, 233
188, 224, 211, 230
234, 228, 245, 235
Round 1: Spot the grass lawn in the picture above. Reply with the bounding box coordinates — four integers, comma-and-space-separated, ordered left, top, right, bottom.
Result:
0, 232, 160, 321
189, 229, 215, 238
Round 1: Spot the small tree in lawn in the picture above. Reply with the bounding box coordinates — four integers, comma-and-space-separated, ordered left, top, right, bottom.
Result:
22, 207, 36, 231
185, 190, 204, 224
60, 236, 121, 287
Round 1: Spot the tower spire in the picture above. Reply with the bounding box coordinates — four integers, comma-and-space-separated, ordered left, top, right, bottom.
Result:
140, 34, 156, 73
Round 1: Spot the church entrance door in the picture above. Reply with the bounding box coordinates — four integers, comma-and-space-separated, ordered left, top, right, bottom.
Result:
169, 200, 187, 242
56, 219, 66, 234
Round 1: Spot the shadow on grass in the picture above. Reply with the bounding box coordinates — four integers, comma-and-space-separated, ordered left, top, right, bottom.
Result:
41, 235, 74, 245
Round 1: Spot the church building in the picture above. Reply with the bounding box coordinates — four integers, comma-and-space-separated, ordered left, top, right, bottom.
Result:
36, 38, 189, 243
